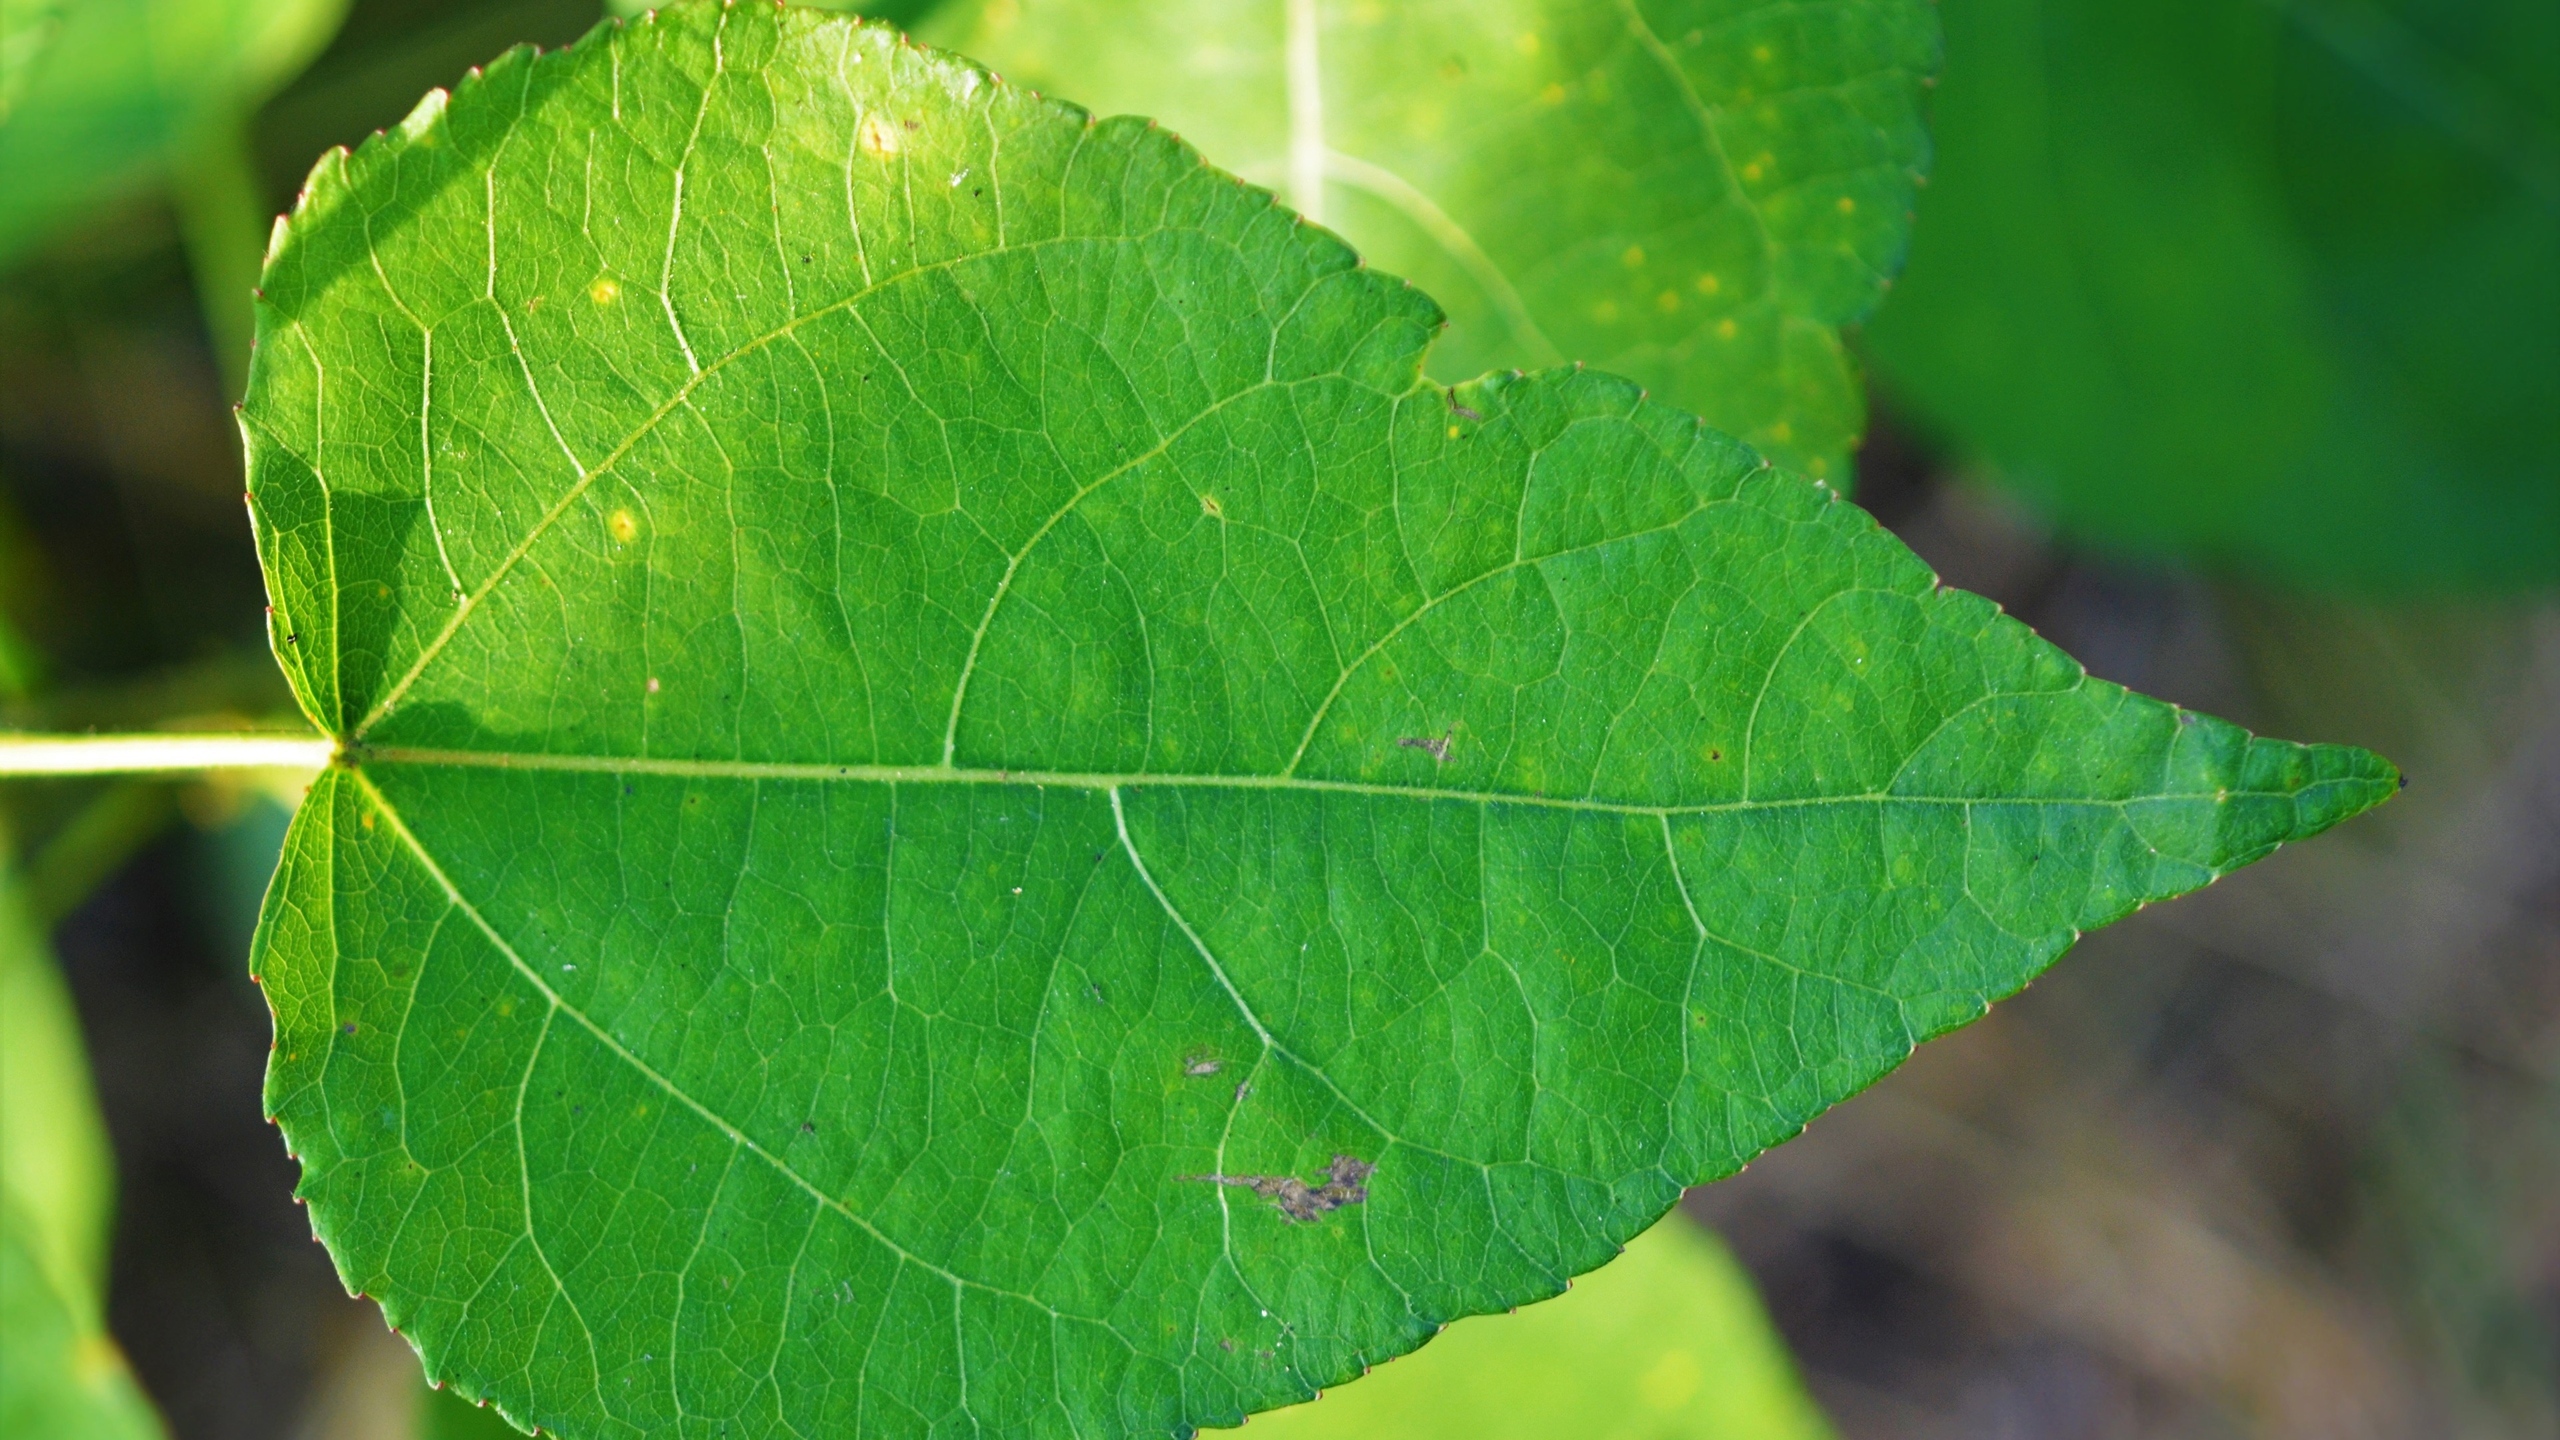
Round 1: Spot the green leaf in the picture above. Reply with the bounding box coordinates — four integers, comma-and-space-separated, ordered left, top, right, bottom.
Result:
1227, 1213, 1831, 1439
610, 0, 956, 31
422, 1379, 536, 1440
0, 612, 38, 701
0, 0, 349, 265
0, 878, 166, 1440
1860, 0, 2560, 592
1, 878, 116, 1338
0, 1211, 165, 1440
0, 0, 66, 123
922, 0, 1937, 482
239, 4, 2392, 1435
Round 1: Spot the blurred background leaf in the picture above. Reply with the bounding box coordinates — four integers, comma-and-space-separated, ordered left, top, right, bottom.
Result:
0, 868, 167, 1440
1861, 0, 2560, 592
0, 0, 353, 383
1224, 1213, 1833, 1440
0, 0, 69, 122
925, 0, 1936, 482
0, 0, 351, 259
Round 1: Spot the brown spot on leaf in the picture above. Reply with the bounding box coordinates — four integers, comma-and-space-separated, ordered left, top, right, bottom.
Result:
1398, 732, 1452, 762
1186, 1154, 1375, 1222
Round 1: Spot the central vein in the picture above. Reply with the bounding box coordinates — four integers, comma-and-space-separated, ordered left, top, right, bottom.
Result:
346, 745, 2236, 818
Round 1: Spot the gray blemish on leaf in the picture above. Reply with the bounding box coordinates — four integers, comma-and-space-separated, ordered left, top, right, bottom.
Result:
1397, 730, 1452, 762
1184, 1055, 1223, 1076
1186, 1154, 1375, 1222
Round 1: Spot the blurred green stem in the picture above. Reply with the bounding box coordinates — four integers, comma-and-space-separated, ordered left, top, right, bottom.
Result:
170, 120, 267, 395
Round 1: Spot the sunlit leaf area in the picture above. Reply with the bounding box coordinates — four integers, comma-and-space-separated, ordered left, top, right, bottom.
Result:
2, 3, 2551, 1438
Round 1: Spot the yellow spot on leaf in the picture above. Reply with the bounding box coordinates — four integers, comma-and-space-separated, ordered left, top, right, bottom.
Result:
1741, 161, 1764, 183
1621, 244, 1645, 268
608, 508, 641, 543
1837, 195, 1857, 214
588, 276, 619, 305
1752, 44, 1773, 64
1198, 493, 1223, 519
1770, 422, 1794, 442
1594, 300, 1620, 322
1695, 272, 1721, 295
1540, 82, 1566, 104
860, 113, 902, 157
1515, 32, 1540, 56
1716, 317, 1739, 339
1656, 290, 1680, 313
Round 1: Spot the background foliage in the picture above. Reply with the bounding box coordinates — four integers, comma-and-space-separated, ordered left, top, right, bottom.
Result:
0, 874, 164, 1440
1861, 0, 2559, 591
927, 0, 1935, 483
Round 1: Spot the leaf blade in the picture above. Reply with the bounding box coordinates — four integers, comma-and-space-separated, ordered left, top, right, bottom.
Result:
241, 5, 2393, 1435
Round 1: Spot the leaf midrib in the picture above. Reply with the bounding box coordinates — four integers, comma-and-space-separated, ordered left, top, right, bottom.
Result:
352, 745, 2278, 816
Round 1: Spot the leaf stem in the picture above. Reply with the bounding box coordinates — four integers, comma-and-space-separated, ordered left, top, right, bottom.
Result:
0, 733, 334, 777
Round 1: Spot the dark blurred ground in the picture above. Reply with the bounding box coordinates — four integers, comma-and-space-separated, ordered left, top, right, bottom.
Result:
2, 2, 2554, 1436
